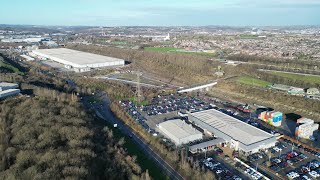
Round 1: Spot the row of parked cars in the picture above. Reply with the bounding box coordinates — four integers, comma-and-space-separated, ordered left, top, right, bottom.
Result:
120, 100, 158, 136
203, 158, 242, 180
270, 141, 287, 153
286, 160, 320, 179
142, 94, 212, 116
269, 150, 308, 173
234, 162, 263, 180
282, 138, 320, 160
247, 152, 266, 162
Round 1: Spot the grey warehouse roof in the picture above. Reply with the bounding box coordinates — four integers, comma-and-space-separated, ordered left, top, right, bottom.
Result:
0, 82, 18, 87
159, 119, 202, 139
33, 48, 124, 66
190, 109, 274, 145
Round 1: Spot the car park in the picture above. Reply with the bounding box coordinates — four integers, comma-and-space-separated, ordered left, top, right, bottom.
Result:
202, 157, 241, 180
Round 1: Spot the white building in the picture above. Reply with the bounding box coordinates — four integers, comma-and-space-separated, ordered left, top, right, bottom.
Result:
295, 118, 319, 139
0, 82, 19, 91
189, 109, 277, 153
0, 82, 20, 99
157, 119, 203, 146
32, 48, 125, 72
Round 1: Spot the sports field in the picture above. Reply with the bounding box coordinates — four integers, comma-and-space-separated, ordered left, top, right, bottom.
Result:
236, 76, 272, 87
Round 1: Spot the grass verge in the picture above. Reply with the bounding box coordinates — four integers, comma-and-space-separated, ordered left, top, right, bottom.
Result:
0, 61, 24, 75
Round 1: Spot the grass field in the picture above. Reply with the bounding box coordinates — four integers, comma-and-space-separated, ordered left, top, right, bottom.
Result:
144, 47, 216, 56
0, 61, 24, 75
236, 76, 272, 87
270, 71, 320, 84
128, 97, 149, 106
239, 34, 259, 39
144, 47, 182, 52
111, 40, 128, 45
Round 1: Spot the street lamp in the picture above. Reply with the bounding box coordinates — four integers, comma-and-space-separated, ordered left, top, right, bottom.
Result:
279, 149, 282, 158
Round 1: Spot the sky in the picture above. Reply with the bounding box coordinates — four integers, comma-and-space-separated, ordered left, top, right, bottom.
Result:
0, 0, 319, 26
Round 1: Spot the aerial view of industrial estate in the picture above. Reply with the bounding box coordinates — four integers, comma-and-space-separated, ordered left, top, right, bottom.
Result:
0, 1, 320, 180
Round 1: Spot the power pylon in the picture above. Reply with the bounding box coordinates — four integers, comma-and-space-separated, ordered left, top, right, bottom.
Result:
135, 70, 141, 104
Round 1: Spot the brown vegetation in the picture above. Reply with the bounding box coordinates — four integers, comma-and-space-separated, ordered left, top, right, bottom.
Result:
68, 44, 222, 85
0, 90, 147, 179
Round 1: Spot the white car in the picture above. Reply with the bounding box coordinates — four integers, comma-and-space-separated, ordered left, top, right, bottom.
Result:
287, 172, 300, 179
302, 175, 312, 180
273, 147, 281, 152
309, 171, 320, 178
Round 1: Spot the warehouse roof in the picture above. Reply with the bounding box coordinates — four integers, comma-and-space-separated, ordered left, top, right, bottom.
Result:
0, 82, 18, 88
190, 109, 274, 145
159, 119, 202, 139
33, 48, 124, 65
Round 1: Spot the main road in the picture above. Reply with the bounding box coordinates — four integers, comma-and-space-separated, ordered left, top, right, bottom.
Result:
82, 91, 185, 180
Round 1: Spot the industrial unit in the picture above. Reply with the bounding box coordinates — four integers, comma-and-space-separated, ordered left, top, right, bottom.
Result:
0, 82, 19, 91
0, 82, 20, 99
157, 119, 203, 146
189, 109, 277, 153
32, 48, 125, 72
258, 111, 283, 127
295, 118, 319, 140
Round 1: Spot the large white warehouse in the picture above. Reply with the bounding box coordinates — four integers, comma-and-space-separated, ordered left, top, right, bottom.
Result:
32, 48, 125, 72
189, 109, 277, 153
157, 119, 203, 146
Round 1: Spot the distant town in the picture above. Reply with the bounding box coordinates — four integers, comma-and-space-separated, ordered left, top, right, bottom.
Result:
0, 24, 320, 180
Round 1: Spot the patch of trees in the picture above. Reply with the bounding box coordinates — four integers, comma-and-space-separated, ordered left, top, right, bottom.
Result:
0, 94, 148, 179
228, 54, 320, 71
68, 44, 221, 85
236, 64, 320, 88
256, 71, 320, 89
249, 63, 320, 76
0, 53, 29, 74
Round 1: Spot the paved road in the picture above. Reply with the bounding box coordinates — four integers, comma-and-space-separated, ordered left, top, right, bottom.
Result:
82, 92, 185, 180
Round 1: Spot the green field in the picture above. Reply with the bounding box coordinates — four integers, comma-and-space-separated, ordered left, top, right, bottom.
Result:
236, 76, 272, 87
111, 40, 128, 45
144, 47, 182, 52
128, 97, 149, 106
270, 71, 320, 84
144, 47, 216, 56
239, 34, 259, 39
0, 61, 24, 75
